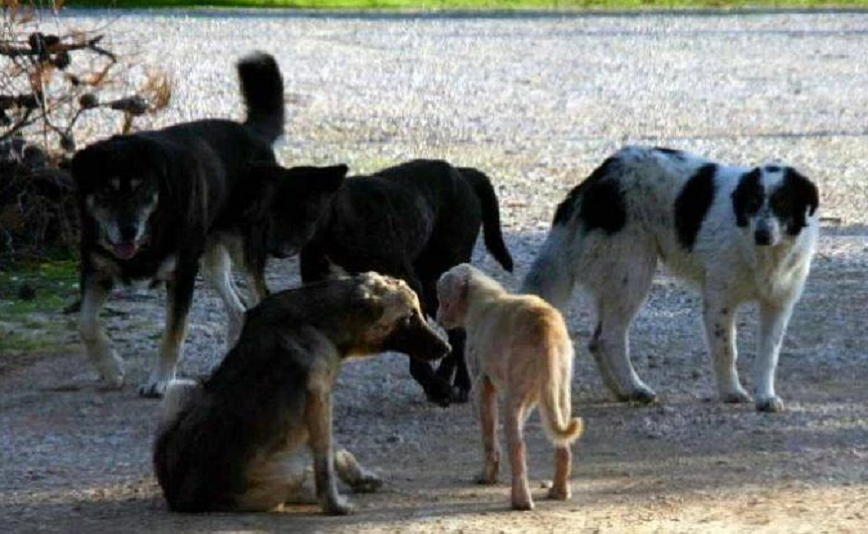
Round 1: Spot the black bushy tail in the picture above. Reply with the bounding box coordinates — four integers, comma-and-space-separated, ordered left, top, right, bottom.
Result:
459, 167, 514, 272
237, 51, 285, 144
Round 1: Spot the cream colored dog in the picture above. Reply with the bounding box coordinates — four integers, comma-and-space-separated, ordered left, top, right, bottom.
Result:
436, 263, 583, 511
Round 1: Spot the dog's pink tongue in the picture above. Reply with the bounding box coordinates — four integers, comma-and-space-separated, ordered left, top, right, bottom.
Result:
112, 242, 138, 260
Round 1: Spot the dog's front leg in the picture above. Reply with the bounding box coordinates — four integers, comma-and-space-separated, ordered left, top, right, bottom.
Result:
306, 389, 352, 515
753, 301, 795, 413
702, 295, 751, 404
140, 271, 194, 398
78, 274, 124, 388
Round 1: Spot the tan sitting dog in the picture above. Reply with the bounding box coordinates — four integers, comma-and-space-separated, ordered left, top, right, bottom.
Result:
436, 263, 583, 511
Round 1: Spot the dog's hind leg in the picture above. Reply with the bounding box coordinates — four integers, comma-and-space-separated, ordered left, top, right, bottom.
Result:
702, 286, 751, 405
505, 394, 533, 511
202, 242, 246, 346
549, 446, 573, 501
78, 274, 124, 388
140, 272, 194, 398
752, 300, 795, 413
588, 253, 657, 404
475, 375, 500, 485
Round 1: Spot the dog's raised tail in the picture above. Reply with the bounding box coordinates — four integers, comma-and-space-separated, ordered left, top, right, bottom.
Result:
458, 167, 514, 272
539, 346, 583, 447
238, 51, 285, 144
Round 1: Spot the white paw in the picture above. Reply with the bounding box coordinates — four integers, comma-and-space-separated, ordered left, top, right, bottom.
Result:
755, 395, 785, 413
617, 384, 657, 404
93, 351, 125, 389
721, 386, 752, 404
139, 375, 173, 398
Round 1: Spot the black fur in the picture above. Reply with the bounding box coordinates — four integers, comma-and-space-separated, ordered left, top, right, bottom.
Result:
553, 156, 626, 235
654, 146, 686, 159
775, 168, 820, 236
238, 52, 285, 143
299, 159, 513, 406
71, 52, 344, 396
731, 168, 764, 228
675, 163, 717, 251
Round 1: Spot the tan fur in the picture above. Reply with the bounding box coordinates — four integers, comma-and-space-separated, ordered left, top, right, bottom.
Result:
436, 263, 583, 511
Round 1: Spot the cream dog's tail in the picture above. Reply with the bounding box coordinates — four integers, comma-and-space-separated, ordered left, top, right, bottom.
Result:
538, 345, 583, 447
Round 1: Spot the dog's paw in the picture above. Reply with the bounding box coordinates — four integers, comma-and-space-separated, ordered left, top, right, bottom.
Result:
323, 496, 354, 516
450, 385, 470, 404
755, 396, 785, 413
617, 386, 657, 405
91, 351, 125, 389
424, 381, 455, 407
547, 484, 571, 501
511, 496, 535, 511
475, 472, 498, 485
138, 378, 170, 399
351, 473, 383, 494
722, 389, 753, 404
97, 370, 125, 390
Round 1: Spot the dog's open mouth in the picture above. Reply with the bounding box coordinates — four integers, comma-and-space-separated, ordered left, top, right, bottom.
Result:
111, 241, 139, 260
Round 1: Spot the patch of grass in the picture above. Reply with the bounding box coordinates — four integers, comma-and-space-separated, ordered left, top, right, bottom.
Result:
63, 0, 868, 10
0, 260, 78, 318
0, 260, 78, 357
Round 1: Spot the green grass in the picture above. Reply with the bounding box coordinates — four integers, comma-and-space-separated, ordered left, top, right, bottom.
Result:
0, 260, 78, 354
0, 260, 78, 314
63, 0, 868, 10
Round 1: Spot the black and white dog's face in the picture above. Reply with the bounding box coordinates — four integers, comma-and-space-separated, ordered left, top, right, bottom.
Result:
731, 166, 819, 247
84, 174, 160, 260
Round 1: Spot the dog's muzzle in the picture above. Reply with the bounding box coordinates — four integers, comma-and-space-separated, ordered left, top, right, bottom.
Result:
754, 228, 773, 246
382, 313, 451, 361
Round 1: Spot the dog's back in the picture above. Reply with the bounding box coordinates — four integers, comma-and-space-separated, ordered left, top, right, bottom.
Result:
302, 159, 513, 284
523, 146, 819, 307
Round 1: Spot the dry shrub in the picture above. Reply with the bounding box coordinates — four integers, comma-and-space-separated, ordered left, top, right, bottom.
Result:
0, 1, 171, 265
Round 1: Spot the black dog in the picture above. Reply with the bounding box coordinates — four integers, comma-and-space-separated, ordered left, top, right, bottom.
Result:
71, 51, 346, 397
154, 273, 451, 513
299, 159, 514, 405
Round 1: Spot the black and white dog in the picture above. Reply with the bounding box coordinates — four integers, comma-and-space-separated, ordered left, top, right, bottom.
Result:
523, 146, 819, 412
71, 52, 346, 397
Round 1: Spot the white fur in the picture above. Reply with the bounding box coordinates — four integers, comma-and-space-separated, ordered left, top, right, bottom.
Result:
523, 145, 819, 412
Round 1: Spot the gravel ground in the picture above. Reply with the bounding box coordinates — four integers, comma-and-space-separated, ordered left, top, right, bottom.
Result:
2, 8, 868, 533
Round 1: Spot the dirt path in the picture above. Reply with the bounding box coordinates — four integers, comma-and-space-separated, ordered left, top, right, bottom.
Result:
3, 8, 868, 533
2, 228, 867, 533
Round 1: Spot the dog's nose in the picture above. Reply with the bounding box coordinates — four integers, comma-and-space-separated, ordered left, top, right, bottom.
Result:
119, 224, 139, 242
754, 228, 772, 246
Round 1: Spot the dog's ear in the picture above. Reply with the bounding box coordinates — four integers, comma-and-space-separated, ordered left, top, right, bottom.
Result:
781, 168, 819, 235
354, 276, 388, 325
731, 167, 763, 227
